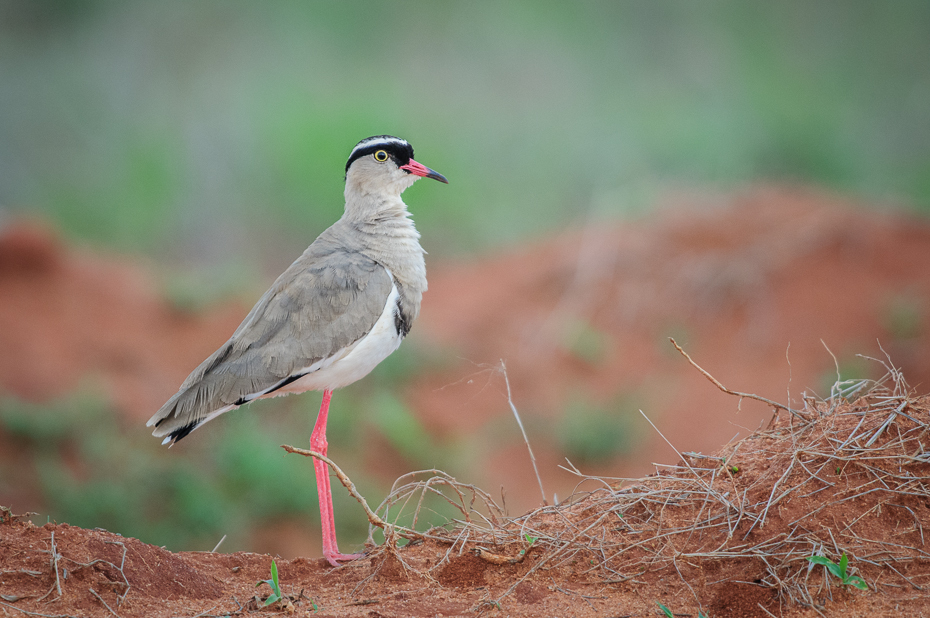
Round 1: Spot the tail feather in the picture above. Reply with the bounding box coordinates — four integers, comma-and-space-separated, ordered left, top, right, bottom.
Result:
148, 390, 236, 446
148, 365, 313, 446
159, 419, 201, 446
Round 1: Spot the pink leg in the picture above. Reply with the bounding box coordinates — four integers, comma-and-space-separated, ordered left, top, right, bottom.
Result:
310, 389, 364, 567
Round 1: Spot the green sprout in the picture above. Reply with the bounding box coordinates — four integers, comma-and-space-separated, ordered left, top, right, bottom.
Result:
256, 558, 284, 606
807, 553, 868, 590
519, 534, 538, 556
657, 603, 709, 617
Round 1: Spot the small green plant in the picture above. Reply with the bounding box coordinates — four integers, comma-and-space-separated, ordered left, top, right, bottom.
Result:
256, 559, 284, 606
519, 534, 537, 556
806, 553, 868, 590
657, 603, 709, 618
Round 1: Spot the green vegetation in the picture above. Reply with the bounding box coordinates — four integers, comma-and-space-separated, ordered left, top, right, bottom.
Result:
881, 294, 924, 342
657, 602, 709, 618
562, 319, 609, 364
256, 559, 284, 607
368, 393, 436, 467
559, 394, 642, 465
519, 534, 538, 557
0, 391, 375, 551
818, 354, 873, 401
807, 553, 869, 590
161, 265, 260, 315
1, 1, 928, 269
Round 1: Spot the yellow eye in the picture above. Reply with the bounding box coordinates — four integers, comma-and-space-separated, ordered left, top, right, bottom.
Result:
374, 150, 389, 162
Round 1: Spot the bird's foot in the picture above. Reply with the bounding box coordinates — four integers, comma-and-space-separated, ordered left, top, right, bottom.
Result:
323, 550, 365, 568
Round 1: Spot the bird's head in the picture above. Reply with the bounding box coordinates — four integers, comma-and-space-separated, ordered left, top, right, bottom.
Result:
344, 135, 448, 197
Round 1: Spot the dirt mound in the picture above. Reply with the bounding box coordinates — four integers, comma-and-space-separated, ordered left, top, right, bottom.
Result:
0, 220, 245, 421
411, 187, 930, 511
3, 371, 928, 617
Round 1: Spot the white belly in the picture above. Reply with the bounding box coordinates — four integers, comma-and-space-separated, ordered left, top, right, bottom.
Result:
268, 284, 404, 395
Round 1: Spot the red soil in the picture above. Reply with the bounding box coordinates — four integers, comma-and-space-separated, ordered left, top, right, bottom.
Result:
411, 187, 930, 510
3, 388, 928, 617
2, 187, 930, 616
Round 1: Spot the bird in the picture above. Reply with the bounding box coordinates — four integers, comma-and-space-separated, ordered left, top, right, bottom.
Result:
147, 135, 447, 566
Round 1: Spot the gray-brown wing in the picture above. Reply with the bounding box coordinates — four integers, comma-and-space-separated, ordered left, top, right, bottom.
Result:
147, 248, 393, 443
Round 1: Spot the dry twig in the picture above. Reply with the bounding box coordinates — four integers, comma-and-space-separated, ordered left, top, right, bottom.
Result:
499, 359, 548, 507
88, 589, 119, 617
669, 338, 809, 420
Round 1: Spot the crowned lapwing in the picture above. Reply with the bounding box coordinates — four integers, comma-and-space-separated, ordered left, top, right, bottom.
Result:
147, 135, 447, 566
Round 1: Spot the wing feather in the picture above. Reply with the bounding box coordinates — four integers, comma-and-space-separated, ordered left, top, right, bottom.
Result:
148, 243, 393, 443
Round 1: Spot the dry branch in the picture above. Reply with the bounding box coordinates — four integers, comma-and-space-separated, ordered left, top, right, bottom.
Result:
669, 337, 809, 420
282, 445, 392, 532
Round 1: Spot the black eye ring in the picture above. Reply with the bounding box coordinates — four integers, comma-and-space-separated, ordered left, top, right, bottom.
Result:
374, 150, 389, 162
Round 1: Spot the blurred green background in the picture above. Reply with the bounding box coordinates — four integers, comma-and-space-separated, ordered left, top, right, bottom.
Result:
1, 0, 929, 554
4, 1, 929, 264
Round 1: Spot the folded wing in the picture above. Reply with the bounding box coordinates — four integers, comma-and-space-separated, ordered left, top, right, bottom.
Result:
147, 247, 393, 444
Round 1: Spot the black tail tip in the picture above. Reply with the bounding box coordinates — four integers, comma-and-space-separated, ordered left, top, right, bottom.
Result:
163, 420, 200, 446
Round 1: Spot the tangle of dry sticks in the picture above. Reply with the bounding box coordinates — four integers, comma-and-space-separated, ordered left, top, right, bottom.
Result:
285, 349, 929, 611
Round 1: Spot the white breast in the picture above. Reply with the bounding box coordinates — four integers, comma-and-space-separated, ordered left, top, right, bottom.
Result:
267, 282, 404, 396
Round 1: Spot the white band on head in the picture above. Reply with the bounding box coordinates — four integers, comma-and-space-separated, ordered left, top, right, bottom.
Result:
350, 136, 409, 158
